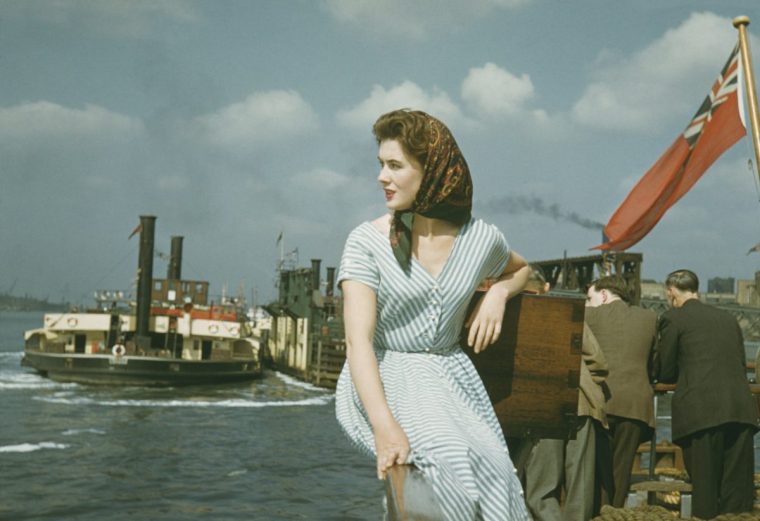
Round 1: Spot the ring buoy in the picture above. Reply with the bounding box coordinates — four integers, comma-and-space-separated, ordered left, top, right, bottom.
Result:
112, 344, 126, 357
229, 326, 239, 335
208, 324, 219, 334
67, 317, 78, 327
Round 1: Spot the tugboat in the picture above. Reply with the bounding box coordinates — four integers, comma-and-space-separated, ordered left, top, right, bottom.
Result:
21, 216, 263, 385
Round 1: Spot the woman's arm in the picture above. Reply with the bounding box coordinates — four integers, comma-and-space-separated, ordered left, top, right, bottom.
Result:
466, 250, 530, 353
342, 280, 410, 479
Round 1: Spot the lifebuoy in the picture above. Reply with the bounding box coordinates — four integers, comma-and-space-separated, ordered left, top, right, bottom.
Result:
112, 344, 126, 357
67, 317, 78, 327
229, 326, 239, 335
208, 324, 219, 334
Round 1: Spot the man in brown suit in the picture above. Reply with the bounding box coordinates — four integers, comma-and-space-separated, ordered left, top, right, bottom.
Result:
585, 275, 657, 508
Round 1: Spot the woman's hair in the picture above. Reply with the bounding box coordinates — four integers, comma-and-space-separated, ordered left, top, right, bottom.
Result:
665, 269, 699, 293
373, 109, 431, 167
590, 274, 631, 303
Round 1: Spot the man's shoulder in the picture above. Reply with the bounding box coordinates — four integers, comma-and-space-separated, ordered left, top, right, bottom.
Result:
627, 303, 657, 321
586, 301, 656, 329
606, 300, 655, 319
662, 300, 720, 324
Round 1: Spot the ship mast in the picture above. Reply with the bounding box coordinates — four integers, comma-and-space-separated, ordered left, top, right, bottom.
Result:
734, 16, 760, 182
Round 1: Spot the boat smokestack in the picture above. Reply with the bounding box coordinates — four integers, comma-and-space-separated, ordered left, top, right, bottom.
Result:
326, 267, 335, 297
311, 259, 321, 292
135, 215, 156, 349
168, 236, 183, 280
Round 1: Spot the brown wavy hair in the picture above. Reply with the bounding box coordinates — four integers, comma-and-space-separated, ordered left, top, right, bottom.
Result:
372, 109, 431, 167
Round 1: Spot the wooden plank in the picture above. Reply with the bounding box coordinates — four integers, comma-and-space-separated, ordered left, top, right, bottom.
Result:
630, 481, 692, 492
463, 293, 584, 439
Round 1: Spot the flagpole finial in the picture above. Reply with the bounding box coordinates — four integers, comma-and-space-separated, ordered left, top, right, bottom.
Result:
733, 16, 750, 28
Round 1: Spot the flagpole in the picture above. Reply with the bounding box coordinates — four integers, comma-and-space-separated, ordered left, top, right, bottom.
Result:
734, 16, 760, 181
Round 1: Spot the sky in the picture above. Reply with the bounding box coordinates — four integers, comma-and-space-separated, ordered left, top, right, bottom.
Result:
2, 0, 760, 305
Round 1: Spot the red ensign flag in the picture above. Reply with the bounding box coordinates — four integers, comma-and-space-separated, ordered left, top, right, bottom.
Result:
593, 44, 746, 251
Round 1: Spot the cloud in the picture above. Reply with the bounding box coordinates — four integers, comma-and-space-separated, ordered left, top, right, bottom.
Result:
324, 0, 530, 40
462, 62, 535, 118
572, 12, 752, 132
0, 101, 143, 141
4, 0, 199, 38
337, 81, 468, 129
193, 90, 319, 150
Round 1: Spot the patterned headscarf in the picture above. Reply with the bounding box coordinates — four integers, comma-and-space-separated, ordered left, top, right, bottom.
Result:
389, 113, 473, 271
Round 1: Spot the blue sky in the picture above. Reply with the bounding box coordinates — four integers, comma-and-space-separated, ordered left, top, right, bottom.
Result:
2, 0, 760, 304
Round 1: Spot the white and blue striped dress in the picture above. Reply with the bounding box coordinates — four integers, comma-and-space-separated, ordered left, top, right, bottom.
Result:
335, 218, 529, 520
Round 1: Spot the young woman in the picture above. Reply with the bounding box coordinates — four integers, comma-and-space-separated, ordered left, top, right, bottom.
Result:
335, 109, 530, 520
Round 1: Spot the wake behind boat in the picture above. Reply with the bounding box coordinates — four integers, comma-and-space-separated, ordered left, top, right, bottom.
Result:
21, 216, 263, 386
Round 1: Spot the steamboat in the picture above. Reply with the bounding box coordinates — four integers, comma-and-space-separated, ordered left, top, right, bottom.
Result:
21, 215, 263, 385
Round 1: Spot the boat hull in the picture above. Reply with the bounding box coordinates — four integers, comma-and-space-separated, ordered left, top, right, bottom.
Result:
21, 351, 262, 386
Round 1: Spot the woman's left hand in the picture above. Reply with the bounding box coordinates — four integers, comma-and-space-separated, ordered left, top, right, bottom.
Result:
466, 286, 508, 353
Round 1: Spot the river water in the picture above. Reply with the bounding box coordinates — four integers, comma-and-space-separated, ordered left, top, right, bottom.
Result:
2, 311, 758, 520
0, 311, 384, 520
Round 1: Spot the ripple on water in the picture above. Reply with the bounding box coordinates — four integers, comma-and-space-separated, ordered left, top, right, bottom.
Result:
0, 442, 70, 453
0, 370, 79, 391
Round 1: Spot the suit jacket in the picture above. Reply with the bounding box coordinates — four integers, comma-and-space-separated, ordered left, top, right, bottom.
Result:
657, 299, 759, 441
585, 300, 657, 427
578, 323, 608, 428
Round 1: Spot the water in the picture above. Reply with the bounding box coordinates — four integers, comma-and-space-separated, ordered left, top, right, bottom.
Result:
4, 313, 759, 520
0, 311, 383, 520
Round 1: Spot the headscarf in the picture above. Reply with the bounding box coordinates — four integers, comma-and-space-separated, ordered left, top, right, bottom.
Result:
389, 114, 473, 271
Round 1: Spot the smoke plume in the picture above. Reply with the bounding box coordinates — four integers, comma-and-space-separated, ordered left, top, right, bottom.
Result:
482, 195, 604, 230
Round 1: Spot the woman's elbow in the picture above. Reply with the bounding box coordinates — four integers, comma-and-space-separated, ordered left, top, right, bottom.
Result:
344, 336, 371, 359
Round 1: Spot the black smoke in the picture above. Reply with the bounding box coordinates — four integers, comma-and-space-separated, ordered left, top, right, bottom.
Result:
482, 195, 604, 230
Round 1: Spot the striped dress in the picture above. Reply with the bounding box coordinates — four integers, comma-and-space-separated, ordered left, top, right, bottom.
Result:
335, 218, 529, 520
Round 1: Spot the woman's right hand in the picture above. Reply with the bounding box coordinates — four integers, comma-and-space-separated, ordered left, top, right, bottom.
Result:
373, 418, 410, 480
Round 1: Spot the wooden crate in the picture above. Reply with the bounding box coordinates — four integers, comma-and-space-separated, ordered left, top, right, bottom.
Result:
462, 293, 584, 440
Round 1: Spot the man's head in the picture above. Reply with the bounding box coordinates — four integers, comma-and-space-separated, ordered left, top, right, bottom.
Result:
586, 275, 630, 307
664, 269, 699, 308
524, 264, 550, 295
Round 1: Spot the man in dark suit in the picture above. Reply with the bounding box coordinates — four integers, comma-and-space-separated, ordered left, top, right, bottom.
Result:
585, 275, 657, 508
657, 269, 759, 519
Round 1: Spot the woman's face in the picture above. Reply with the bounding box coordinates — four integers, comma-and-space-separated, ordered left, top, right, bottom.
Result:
377, 139, 423, 212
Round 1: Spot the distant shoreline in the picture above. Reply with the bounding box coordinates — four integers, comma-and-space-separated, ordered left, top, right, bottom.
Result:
0, 294, 69, 313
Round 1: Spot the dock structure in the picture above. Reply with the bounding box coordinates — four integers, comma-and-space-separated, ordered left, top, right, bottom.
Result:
264, 259, 345, 388
533, 252, 643, 303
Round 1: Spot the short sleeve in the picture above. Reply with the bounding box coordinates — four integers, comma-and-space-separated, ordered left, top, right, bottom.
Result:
485, 225, 511, 279
337, 227, 380, 291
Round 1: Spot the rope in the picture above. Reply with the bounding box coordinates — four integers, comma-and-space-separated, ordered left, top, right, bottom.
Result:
593, 504, 760, 521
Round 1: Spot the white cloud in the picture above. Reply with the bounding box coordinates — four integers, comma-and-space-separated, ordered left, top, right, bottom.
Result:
462, 62, 535, 118
4, 0, 199, 38
324, 0, 530, 40
194, 90, 319, 150
573, 12, 750, 132
0, 101, 143, 141
337, 81, 468, 130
